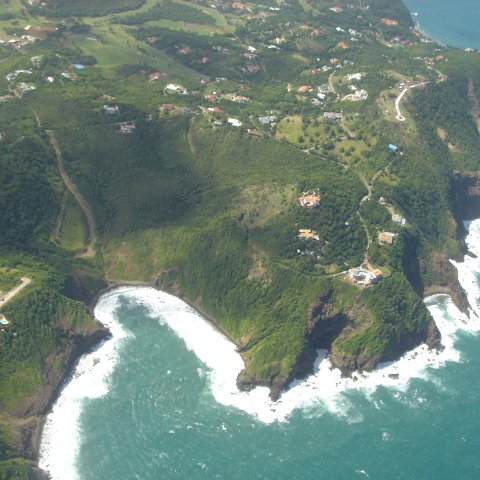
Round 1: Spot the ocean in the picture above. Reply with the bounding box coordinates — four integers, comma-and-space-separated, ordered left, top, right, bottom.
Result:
402, 0, 480, 50
39, 219, 480, 480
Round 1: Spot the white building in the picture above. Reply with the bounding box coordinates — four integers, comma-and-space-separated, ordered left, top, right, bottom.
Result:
227, 118, 242, 127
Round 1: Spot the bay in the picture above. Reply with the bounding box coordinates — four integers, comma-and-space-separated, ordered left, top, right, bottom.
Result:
39, 218, 480, 480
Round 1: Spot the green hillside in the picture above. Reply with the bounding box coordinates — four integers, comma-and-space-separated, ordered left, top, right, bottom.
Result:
0, 0, 478, 474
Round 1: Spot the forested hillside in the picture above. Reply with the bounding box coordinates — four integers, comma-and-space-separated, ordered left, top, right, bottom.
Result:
0, 0, 478, 475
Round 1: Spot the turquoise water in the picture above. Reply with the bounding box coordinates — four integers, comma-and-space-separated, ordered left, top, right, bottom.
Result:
39, 219, 480, 480
75, 298, 480, 480
402, 0, 480, 49
36, 3, 480, 476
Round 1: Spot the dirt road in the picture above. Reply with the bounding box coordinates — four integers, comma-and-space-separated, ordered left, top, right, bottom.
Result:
0, 277, 32, 307
46, 130, 98, 257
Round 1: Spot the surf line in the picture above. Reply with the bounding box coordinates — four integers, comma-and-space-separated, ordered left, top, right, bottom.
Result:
39, 220, 480, 478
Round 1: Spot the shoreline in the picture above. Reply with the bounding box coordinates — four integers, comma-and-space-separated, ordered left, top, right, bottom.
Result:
89, 280, 241, 349
404, 2, 480, 51
32, 279, 242, 479
33, 257, 474, 477
36, 277, 480, 478
31, 327, 112, 480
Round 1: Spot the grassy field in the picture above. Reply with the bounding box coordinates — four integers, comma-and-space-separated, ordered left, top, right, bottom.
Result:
65, 24, 195, 71
0, 0, 23, 16
57, 193, 89, 252
133, 0, 233, 35
275, 114, 377, 170
0, 268, 22, 295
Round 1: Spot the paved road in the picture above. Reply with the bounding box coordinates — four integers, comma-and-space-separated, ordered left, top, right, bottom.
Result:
46, 130, 98, 257
0, 277, 32, 307
395, 82, 429, 122
395, 88, 408, 121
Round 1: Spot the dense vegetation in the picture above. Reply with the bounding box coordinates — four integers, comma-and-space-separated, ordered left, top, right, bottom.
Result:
0, 0, 479, 474
333, 274, 433, 359
0, 137, 58, 249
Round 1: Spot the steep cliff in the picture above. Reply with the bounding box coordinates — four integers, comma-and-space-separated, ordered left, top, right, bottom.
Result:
0, 286, 110, 477
453, 171, 480, 220
423, 251, 470, 314
237, 278, 442, 400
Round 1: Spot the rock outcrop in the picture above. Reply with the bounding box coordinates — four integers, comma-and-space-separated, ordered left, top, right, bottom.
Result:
423, 251, 470, 315
237, 285, 443, 400
12, 325, 110, 477
453, 171, 480, 220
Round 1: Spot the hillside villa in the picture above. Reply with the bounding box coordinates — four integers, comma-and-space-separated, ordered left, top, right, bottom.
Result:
349, 267, 382, 285
299, 191, 321, 207
378, 231, 396, 245
392, 213, 406, 225
324, 112, 343, 120
298, 229, 320, 240
165, 84, 188, 95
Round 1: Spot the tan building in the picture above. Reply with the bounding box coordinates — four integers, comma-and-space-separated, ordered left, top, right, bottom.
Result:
378, 231, 396, 245
298, 229, 320, 240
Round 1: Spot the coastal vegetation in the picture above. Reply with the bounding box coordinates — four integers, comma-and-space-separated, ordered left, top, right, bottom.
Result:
0, 0, 479, 474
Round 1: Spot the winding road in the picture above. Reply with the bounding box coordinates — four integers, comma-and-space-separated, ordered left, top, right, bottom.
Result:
394, 88, 408, 121
395, 82, 430, 122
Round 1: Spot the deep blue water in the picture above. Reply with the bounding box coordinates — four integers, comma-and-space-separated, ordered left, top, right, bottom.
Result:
402, 0, 480, 49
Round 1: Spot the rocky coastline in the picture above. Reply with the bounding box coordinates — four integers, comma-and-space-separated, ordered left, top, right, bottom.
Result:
24, 326, 111, 480
28, 215, 474, 475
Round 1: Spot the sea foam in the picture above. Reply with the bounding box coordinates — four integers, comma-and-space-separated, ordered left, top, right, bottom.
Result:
39, 219, 480, 479
38, 291, 132, 480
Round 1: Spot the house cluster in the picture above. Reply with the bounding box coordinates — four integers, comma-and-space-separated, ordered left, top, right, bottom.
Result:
299, 191, 321, 207
117, 121, 135, 134
103, 105, 119, 115
298, 229, 320, 241
349, 267, 382, 286
0, 33, 37, 49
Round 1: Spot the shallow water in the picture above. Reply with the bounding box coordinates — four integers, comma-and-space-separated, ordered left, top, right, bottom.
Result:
39, 220, 480, 479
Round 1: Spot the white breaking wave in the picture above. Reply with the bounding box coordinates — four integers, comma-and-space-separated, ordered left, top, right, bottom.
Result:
39, 219, 480, 479
38, 291, 132, 480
